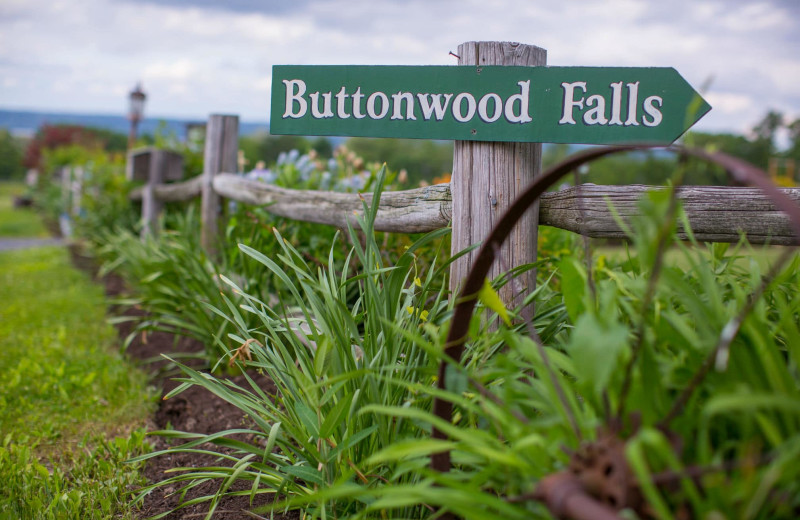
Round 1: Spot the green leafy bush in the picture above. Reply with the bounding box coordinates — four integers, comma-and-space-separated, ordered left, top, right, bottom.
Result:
128, 169, 452, 516
98, 149, 436, 365
339, 190, 800, 519
44, 132, 799, 518
128, 169, 567, 518
132, 181, 800, 519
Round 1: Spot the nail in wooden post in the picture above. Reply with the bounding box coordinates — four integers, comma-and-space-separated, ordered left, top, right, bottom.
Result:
201, 114, 239, 256
141, 150, 165, 239
450, 41, 547, 309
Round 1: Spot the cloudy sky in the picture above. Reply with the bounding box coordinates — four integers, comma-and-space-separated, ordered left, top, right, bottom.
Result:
1, 0, 798, 138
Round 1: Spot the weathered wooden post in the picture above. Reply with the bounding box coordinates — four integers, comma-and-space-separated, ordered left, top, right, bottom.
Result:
127, 147, 184, 238
140, 151, 165, 238
60, 167, 71, 215
450, 41, 547, 307
59, 167, 73, 237
200, 114, 239, 256
71, 166, 84, 216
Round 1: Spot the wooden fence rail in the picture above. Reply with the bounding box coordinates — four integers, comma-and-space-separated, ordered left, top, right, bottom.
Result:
131, 174, 202, 202
130, 172, 800, 246
126, 109, 800, 305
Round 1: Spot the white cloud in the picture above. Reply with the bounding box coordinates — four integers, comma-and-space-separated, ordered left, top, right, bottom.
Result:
705, 92, 754, 114
0, 0, 797, 135
144, 60, 199, 82
718, 2, 792, 32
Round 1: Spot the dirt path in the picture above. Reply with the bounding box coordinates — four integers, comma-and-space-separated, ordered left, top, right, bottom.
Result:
0, 237, 66, 251
67, 245, 298, 520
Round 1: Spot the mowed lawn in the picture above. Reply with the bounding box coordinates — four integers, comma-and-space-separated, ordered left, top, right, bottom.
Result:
0, 182, 155, 519
0, 182, 49, 238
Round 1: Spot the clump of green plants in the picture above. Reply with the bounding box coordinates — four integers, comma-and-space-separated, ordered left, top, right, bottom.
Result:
336, 190, 800, 519
129, 168, 453, 516
133, 175, 800, 519
42, 127, 800, 518
129, 168, 568, 518
72, 151, 137, 241
98, 148, 433, 365
30, 144, 137, 240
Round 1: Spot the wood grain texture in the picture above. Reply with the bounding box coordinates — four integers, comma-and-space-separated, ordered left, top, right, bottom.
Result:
450, 41, 547, 306
201, 115, 239, 255
213, 174, 452, 232
132, 175, 800, 245
130, 175, 202, 202
140, 150, 165, 238
542, 184, 800, 245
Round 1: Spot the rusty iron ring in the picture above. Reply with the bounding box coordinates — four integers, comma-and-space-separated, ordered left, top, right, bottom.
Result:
430, 144, 800, 478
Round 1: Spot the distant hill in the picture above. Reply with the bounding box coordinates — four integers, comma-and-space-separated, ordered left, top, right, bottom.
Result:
0, 108, 270, 139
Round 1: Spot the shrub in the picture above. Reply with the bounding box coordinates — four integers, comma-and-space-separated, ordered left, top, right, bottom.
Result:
133, 181, 800, 519
129, 168, 567, 517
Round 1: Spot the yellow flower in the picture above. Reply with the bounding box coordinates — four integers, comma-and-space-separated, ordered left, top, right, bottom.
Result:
406, 306, 429, 322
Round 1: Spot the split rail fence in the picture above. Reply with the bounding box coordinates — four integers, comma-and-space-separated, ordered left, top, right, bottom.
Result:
128, 113, 800, 283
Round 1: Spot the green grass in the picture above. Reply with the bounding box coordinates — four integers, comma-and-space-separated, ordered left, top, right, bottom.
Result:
0, 245, 156, 518
0, 182, 49, 238
593, 241, 788, 271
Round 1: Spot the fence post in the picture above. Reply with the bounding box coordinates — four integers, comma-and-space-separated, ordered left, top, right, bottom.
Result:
61, 167, 71, 215
449, 41, 547, 308
141, 151, 166, 238
71, 166, 83, 216
59, 167, 73, 237
201, 114, 239, 256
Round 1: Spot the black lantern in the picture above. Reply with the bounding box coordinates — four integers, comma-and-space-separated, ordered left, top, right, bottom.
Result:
127, 83, 147, 149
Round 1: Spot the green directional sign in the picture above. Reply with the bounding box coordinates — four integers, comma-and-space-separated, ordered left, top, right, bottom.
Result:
270, 65, 710, 145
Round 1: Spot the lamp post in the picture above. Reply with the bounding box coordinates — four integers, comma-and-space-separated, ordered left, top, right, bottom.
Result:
127, 83, 146, 149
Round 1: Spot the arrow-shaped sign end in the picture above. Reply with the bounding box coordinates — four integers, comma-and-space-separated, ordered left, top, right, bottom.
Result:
668, 70, 713, 143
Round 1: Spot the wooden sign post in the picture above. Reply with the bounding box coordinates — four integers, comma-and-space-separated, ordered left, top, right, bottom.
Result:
450, 41, 545, 305
269, 40, 711, 304
201, 114, 239, 256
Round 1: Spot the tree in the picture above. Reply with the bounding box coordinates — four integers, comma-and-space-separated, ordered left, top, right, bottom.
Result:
747, 110, 784, 168
310, 137, 333, 158
542, 143, 571, 169
24, 124, 127, 171
0, 129, 25, 180
753, 110, 783, 142
787, 119, 800, 160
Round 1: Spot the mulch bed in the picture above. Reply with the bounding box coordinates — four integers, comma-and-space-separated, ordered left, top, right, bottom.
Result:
68, 245, 299, 520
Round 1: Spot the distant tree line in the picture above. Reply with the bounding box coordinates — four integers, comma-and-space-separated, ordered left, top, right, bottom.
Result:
570, 110, 800, 187
0, 129, 24, 180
